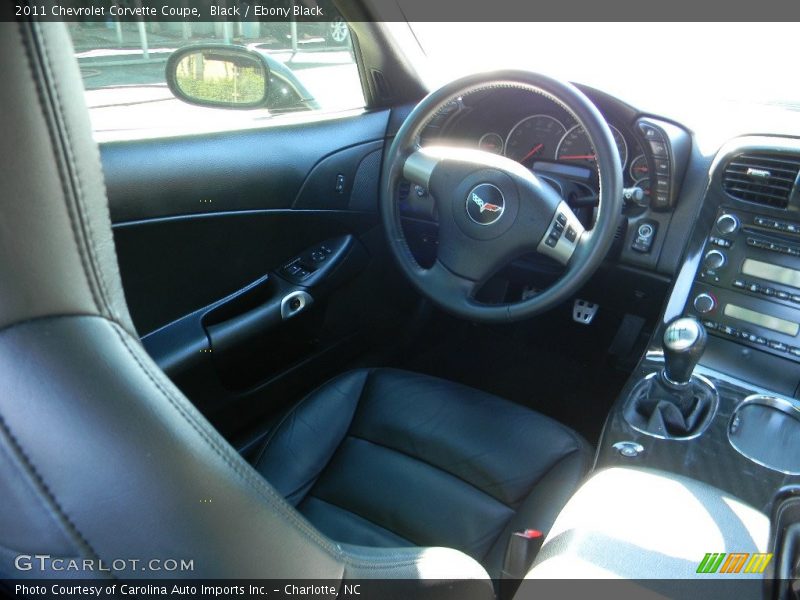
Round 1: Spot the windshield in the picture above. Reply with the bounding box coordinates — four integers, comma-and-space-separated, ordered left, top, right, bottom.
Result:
405, 22, 800, 119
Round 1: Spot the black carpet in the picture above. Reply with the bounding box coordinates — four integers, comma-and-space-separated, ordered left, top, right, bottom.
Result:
397, 304, 634, 446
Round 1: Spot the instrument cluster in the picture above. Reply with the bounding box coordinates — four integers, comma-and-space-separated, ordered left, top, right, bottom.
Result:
476, 112, 650, 192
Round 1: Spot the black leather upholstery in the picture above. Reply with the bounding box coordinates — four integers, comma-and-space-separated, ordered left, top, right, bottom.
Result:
254, 369, 592, 577
0, 17, 495, 595
0, 13, 587, 595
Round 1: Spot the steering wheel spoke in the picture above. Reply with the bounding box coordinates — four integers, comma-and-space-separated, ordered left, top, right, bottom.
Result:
535, 201, 586, 266
403, 148, 442, 189
421, 259, 480, 305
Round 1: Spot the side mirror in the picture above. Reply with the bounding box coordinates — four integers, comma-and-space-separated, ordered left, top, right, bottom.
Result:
165, 45, 270, 109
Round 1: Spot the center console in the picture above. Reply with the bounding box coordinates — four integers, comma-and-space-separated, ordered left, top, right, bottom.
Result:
589, 137, 800, 594
599, 136, 800, 514
688, 207, 800, 363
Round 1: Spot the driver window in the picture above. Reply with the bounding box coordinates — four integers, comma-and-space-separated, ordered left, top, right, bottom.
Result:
65, 6, 364, 142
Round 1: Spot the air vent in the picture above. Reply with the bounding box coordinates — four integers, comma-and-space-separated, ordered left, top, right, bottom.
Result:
722, 152, 800, 209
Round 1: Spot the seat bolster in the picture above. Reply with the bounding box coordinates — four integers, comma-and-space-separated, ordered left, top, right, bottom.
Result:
253, 369, 370, 505
481, 443, 592, 576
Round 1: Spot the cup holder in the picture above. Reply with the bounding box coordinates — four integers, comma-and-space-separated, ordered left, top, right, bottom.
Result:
728, 395, 800, 475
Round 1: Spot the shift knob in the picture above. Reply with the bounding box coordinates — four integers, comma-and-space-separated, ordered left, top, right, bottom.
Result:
662, 317, 707, 386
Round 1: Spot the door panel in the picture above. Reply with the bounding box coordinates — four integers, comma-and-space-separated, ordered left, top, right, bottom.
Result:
102, 110, 389, 221
113, 210, 376, 335
102, 109, 417, 441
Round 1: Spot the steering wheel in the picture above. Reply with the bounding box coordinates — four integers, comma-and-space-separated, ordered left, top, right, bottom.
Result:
381, 71, 623, 323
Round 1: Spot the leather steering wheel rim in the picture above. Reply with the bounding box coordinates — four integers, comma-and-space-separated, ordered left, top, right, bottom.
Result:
380, 70, 624, 323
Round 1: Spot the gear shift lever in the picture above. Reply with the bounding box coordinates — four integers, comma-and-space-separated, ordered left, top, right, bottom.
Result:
661, 317, 707, 387
623, 316, 716, 438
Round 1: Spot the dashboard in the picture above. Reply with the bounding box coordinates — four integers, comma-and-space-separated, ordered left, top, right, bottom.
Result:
401, 85, 693, 281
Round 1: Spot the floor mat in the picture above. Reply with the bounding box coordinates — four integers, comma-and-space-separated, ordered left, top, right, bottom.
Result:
398, 304, 632, 446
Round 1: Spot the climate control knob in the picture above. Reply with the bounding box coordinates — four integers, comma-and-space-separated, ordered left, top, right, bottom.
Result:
693, 293, 717, 314
716, 213, 740, 235
703, 249, 727, 270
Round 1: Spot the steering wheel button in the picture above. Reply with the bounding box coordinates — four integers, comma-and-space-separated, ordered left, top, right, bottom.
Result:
545, 235, 558, 248
565, 226, 577, 242
556, 212, 567, 225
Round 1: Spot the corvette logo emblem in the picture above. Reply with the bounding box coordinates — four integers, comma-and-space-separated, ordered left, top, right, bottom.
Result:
466, 184, 505, 225
470, 193, 502, 213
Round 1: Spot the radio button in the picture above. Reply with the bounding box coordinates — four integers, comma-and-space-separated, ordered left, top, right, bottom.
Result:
693, 293, 717, 314
777, 291, 790, 300
703, 249, 726, 270
733, 279, 746, 288
708, 236, 732, 248
769, 341, 789, 352
790, 347, 800, 357
755, 216, 779, 228
716, 214, 740, 234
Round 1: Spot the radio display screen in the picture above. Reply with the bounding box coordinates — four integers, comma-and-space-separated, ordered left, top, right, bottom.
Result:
724, 303, 800, 336
742, 259, 800, 289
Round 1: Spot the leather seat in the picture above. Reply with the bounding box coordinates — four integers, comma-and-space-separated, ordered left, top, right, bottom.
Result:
0, 14, 588, 594
254, 368, 592, 577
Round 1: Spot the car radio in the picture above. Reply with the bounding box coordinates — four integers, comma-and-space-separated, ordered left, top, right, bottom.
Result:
685, 207, 800, 361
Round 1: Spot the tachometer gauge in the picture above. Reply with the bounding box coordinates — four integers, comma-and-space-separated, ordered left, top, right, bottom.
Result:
629, 154, 649, 181
555, 124, 628, 170
505, 114, 567, 164
478, 132, 504, 155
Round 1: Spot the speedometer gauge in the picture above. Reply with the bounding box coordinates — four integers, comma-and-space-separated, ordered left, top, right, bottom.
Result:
505, 114, 567, 165
555, 124, 628, 170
